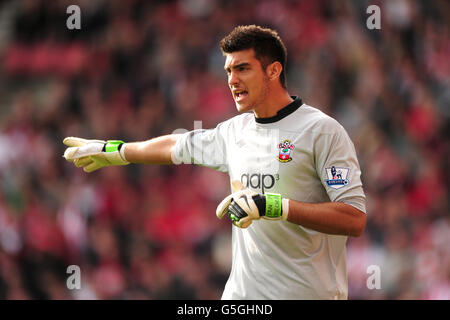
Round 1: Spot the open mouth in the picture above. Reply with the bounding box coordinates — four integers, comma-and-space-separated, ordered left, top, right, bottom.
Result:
234, 90, 248, 102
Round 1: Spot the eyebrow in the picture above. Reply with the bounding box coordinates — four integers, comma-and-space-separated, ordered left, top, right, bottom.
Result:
224, 62, 251, 73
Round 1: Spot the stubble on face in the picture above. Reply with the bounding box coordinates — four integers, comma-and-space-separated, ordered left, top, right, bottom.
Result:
251, 74, 270, 113
234, 76, 270, 114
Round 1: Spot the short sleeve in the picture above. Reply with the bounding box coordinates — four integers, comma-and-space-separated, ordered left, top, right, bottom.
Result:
172, 121, 229, 173
314, 123, 366, 213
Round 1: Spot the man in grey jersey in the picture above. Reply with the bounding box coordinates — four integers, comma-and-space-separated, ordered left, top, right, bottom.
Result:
63, 25, 366, 300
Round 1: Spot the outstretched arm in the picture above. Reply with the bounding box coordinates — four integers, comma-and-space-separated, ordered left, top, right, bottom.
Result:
122, 134, 182, 165
63, 134, 182, 172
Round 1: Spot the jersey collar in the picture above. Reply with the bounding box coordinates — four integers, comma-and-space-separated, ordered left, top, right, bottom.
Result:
254, 96, 302, 124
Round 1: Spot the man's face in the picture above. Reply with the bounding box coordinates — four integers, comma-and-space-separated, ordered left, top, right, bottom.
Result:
224, 49, 270, 113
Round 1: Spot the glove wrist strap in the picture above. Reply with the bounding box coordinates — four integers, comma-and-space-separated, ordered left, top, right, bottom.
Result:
265, 193, 282, 218
103, 140, 129, 164
119, 143, 127, 162
263, 193, 289, 220
104, 140, 125, 153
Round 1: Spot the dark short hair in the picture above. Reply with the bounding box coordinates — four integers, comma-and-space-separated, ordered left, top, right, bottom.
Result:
220, 25, 288, 89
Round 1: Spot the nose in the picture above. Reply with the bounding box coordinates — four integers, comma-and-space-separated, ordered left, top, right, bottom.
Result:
228, 71, 239, 88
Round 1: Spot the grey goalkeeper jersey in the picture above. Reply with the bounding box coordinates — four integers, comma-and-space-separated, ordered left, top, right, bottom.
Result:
173, 97, 366, 300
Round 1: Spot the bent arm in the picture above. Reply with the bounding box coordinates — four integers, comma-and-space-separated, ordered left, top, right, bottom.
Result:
123, 134, 182, 165
286, 200, 366, 237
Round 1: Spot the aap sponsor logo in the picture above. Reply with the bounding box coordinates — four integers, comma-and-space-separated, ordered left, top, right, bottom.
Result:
241, 173, 279, 194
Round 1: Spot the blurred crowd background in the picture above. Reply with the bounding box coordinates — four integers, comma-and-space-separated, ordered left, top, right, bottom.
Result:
0, 0, 448, 300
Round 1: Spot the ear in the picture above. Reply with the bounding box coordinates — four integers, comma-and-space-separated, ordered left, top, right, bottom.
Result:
266, 61, 283, 82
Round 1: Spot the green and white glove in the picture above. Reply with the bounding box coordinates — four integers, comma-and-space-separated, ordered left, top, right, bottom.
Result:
216, 180, 289, 228
63, 137, 129, 172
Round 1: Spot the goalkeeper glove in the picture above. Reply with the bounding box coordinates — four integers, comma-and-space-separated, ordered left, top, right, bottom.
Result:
216, 180, 289, 228
63, 137, 129, 172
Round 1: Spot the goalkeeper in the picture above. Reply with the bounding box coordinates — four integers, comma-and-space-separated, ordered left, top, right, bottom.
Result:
63, 25, 366, 300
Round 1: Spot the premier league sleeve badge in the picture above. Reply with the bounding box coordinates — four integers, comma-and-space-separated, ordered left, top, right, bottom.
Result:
325, 166, 350, 189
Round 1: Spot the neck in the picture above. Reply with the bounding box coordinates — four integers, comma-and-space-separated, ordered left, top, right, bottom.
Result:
253, 89, 293, 118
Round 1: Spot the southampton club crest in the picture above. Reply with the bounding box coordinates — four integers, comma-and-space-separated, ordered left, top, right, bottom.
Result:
325, 166, 350, 189
278, 140, 295, 163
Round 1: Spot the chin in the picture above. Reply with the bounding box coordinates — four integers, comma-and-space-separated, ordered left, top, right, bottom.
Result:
235, 102, 253, 113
